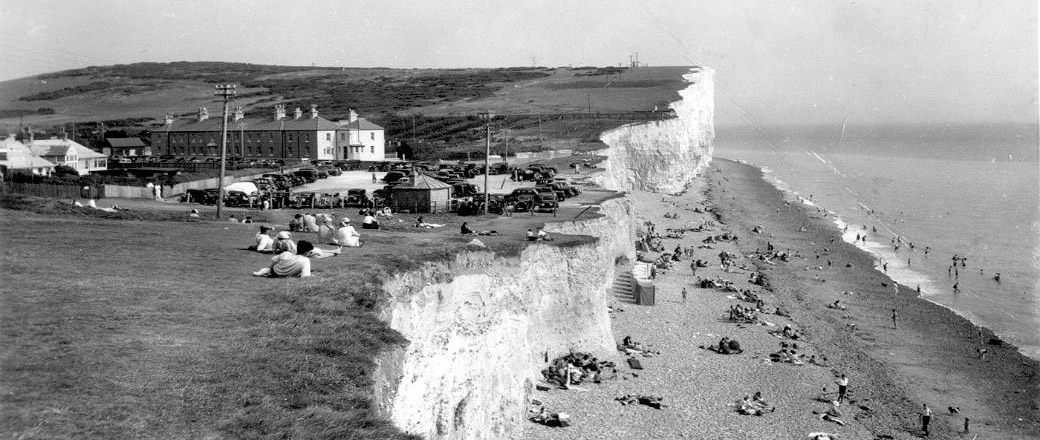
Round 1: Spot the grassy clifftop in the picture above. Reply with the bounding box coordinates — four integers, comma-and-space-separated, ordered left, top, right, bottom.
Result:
0, 62, 692, 156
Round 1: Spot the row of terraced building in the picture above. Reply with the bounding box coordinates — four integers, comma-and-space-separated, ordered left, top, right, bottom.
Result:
149, 104, 385, 162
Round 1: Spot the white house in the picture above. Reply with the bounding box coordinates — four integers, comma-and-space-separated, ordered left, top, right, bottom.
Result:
0, 136, 56, 178
336, 109, 385, 161
29, 135, 107, 175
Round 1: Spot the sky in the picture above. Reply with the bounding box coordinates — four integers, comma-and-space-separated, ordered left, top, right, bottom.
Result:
1, 0, 1036, 127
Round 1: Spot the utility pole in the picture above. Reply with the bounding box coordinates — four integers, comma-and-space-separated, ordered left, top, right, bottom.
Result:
214, 84, 236, 219
478, 110, 494, 215
587, 92, 592, 116
503, 128, 509, 168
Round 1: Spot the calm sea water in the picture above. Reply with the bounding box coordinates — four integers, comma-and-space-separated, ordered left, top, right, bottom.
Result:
715, 124, 1040, 359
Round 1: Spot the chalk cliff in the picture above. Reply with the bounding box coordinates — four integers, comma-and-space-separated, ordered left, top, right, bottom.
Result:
594, 67, 715, 193
372, 67, 715, 439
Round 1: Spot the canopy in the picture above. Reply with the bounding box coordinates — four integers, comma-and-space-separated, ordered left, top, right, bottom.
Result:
224, 181, 259, 194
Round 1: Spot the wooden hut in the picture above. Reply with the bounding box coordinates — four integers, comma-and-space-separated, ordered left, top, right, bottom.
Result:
390, 173, 452, 213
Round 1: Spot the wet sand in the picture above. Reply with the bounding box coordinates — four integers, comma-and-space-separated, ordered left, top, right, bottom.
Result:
524, 159, 1039, 439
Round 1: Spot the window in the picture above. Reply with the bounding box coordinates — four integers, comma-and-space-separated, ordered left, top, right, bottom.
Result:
370, 132, 375, 140
304, 133, 309, 142
370, 146, 374, 154
288, 133, 294, 142
326, 133, 331, 141
269, 133, 274, 142
340, 133, 345, 141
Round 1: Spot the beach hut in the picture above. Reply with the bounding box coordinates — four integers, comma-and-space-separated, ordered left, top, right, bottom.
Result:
389, 173, 451, 213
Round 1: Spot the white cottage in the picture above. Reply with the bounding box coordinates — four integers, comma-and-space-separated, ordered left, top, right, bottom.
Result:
336, 109, 385, 161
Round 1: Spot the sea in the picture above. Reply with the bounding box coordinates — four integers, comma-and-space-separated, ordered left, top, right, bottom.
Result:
714, 123, 1040, 360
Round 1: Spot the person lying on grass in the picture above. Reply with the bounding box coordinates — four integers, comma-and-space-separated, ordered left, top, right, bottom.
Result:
253, 240, 315, 278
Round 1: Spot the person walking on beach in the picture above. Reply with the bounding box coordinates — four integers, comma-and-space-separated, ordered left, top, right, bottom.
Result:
690, 260, 697, 276
892, 309, 898, 329
835, 374, 849, 402
681, 287, 687, 304
921, 403, 933, 436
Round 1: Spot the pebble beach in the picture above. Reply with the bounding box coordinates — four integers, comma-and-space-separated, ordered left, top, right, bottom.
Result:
523, 159, 1040, 440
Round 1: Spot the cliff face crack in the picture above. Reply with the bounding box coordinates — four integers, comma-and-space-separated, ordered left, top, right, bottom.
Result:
372, 67, 715, 440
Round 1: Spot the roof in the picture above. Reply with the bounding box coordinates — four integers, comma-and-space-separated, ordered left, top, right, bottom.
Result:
161, 115, 343, 133
338, 117, 384, 131
394, 173, 452, 190
29, 139, 107, 159
106, 137, 147, 148
0, 139, 56, 170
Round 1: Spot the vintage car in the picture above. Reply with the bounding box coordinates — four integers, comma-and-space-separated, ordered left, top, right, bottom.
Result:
182, 188, 220, 205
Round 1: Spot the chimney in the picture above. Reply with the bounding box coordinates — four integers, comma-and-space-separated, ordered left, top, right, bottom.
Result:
274, 105, 286, 120
293, 107, 303, 120
348, 109, 358, 123
233, 106, 244, 121
310, 104, 318, 119
164, 111, 175, 125
197, 107, 209, 122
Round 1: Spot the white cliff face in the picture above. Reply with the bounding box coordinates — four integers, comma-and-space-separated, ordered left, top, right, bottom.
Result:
373, 198, 635, 440
594, 67, 715, 193
371, 67, 715, 440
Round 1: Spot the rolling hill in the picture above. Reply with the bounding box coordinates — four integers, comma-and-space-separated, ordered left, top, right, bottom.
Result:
0, 62, 692, 157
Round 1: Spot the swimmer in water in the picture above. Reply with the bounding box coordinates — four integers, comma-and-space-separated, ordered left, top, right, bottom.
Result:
994, 273, 1001, 283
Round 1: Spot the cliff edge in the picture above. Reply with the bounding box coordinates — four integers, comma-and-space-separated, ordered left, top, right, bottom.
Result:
594, 67, 715, 193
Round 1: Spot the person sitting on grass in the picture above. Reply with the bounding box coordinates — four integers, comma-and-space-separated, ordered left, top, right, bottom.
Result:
188, 209, 200, 220
288, 214, 305, 232
273, 231, 297, 254
378, 206, 394, 218
252, 240, 314, 278
317, 214, 337, 243
537, 227, 553, 241
461, 222, 474, 235
362, 212, 379, 229
251, 225, 275, 252
332, 217, 361, 247
302, 213, 319, 232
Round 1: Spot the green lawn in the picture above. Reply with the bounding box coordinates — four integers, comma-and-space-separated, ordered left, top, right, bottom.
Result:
0, 211, 424, 439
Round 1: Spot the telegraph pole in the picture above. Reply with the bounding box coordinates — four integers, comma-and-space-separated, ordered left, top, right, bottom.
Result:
214, 84, 236, 219
478, 110, 494, 215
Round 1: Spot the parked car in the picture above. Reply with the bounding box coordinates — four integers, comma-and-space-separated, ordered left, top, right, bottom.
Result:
536, 185, 567, 202
343, 188, 370, 208
533, 192, 559, 212
224, 190, 254, 207
292, 169, 319, 183
182, 188, 219, 205
382, 171, 408, 185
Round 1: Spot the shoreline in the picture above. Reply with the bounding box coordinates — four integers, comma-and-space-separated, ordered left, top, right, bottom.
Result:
709, 158, 1039, 438
738, 158, 1040, 361
524, 158, 1039, 439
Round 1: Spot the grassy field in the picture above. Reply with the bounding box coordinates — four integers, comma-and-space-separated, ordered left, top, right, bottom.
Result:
0, 188, 606, 438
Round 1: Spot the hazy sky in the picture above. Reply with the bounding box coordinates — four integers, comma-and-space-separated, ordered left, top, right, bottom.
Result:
1, 0, 1036, 126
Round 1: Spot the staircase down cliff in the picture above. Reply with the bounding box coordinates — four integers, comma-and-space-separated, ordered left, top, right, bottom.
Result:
594, 67, 715, 193
371, 67, 715, 440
